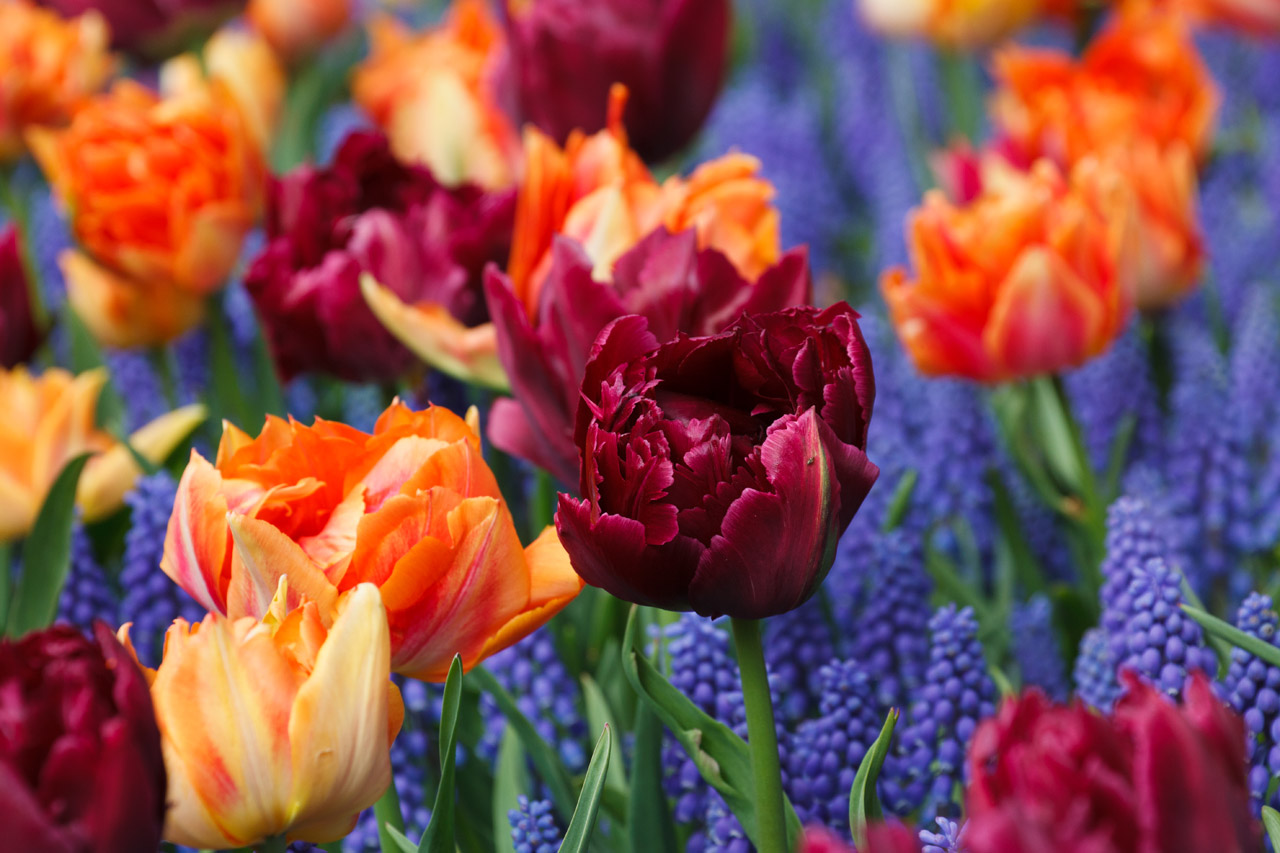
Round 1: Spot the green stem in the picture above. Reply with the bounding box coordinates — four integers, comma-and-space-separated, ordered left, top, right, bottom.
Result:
529, 469, 556, 537
730, 618, 788, 853
938, 49, 983, 142
373, 778, 406, 852
257, 834, 288, 853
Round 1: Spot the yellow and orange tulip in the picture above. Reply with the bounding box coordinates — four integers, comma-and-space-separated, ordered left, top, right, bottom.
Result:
160, 401, 583, 681
248, 0, 353, 62
857, 0, 1042, 50
0, 0, 115, 163
352, 0, 520, 190
881, 158, 1139, 382
121, 582, 402, 848
29, 78, 263, 346
0, 366, 205, 542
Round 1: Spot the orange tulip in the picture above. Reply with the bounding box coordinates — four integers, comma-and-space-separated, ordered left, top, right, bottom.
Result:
990, 6, 1220, 165
351, 0, 520, 190
881, 158, 1139, 382
857, 0, 1042, 50
0, 1, 114, 163
0, 366, 205, 542
247, 0, 352, 62
29, 78, 264, 346
121, 582, 403, 848
160, 401, 583, 682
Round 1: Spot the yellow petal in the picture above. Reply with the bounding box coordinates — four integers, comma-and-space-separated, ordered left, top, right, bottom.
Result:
285, 584, 397, 839
226, 513, 339, 622
360, 273, 510, 391
78, 404, 207, 522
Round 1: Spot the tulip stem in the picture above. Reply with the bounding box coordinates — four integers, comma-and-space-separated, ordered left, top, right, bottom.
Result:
373, 778, 406, 851
731, 617, 789, 853
257, 835, 288, 853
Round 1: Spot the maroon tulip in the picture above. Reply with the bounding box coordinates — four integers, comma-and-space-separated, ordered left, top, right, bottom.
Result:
1, 226, 41, 368
555, 303, 878, 619
964, 672, 1258, 853
244, 130, 514, 382
800, 824, 921, 853
485, 227, 810, 485
37, 0, 245, 58
0, 623, 166, 853
502, 0, 730, 163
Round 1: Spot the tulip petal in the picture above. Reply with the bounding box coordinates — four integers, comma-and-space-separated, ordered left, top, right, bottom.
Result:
286, 584, 396, 840
227, 514, 339, 621
162, 451, 235, 615
79, 403, 207, 522
361, 274, 509, 391
687, 411, 841, 619
474, 525, 584, 662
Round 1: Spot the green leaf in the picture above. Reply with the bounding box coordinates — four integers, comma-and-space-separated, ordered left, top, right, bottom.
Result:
629, 706, 678, 853
1101, 412, 1137, 502
880, 469, 918, 533
1262, 806, 1280, 850
469, 665, 578, 821
1182, 604, 1280, 670
581, 674, 628, 797
384, 824, 419, 853
849, 709, 898, 849
491, 727, 529, 853
7, 453, 92, 638
373, 779, 406, 853
923, 544, 989, 620
558, 725, 612, 853
620, 606, 802, 850
1028, 376, 1090, 499
419, 655, 463, 853
0, 542, 12, 636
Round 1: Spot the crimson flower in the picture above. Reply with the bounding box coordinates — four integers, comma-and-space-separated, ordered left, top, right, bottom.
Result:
1, 226, 41, 368
485, 227, 810, 485
244, 130, 514, 382
0, 623, 166, 852
555, 303, 878, 619
964, 672, 1258, 853
37, 0, 245, 57
502, 0, 730, 163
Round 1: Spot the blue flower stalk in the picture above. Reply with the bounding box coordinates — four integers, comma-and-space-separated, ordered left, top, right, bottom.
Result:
1222, 592, 1280, 812
509, 796, 562, 853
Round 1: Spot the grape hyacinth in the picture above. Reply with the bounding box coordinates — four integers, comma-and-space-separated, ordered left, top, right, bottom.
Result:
886, 604, 995, 819
920, 816, 967, 853
55, 522, 118, 631
117, 472, 206, 667
1221, 591, 1280, 812
104, 348, 167, 433
509, 796, 561, 853
1117, 557, 1216, 698
1097, 496, 1174, 676
478, 629, 588, 775
765, 597, 836, 725
785, 659, 884, 837
1073, 627, 1122, 713
1009, 595, 1069, 702
1064, 326, 1163, 474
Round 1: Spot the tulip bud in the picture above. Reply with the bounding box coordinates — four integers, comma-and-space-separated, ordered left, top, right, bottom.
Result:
37, 0, 247, 59
0, 226, 42, 368
556, 303, 878, 619
247, 0, 352, 62
0, 623, 166, 853
503, 0, 730, 164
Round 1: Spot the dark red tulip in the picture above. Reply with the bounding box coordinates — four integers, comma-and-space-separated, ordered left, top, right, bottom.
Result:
502, 0, 730, 163
800, 824, 922, 853
37, 0, 245, 58
0, 226, 42, 368
244, 130, 514, 382
555, 303, 878, 619
0, 623, 166, 853
964, 672, 1258, 853
485, 227, 810, 485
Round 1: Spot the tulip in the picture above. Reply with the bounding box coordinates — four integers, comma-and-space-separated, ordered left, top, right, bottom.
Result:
351, 0, 521, 190
857, 0, 1041, 50
36, 0, 246, 58
502, 0, 730, 164
0, 226, 42, 368
555, 303, 878, 619
881, 158, 1139, 382
160, 401, 584, 681
121, 583, 402, 847
484, 227, 811, 486
29, 78, 264, 347
0, 623, 166, 853
0, 366, 205, 542
800, 825, 923, 852
990, 6, 1220, 167
0, 1, 114, 164
245, 130, 514, 383
964, 673, 1258, 853
247, 0, 352, 62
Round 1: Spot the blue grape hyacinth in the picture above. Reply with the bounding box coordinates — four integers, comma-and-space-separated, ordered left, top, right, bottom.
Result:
1222, 591, 1280, 812
55, 522, 118, 631
1117, 556, 1217, 698
508, 796, 561, 853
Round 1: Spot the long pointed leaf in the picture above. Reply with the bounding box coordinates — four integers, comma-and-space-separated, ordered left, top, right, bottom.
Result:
492, 727, 529, 853
419, 656, 463, 853
629, 706, 678, 853
1182, 604, 1280, 669
558, 725, 612, 853
8, 453, 92, 637
1263, 806, 1280, 850
849, 709, 898, 849
620, 606, 802, 849
581, 674, 628, 797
